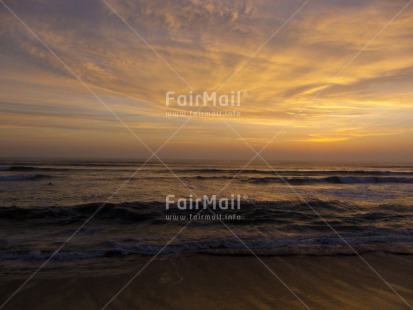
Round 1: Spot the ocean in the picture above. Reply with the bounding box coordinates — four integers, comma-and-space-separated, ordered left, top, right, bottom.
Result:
0, 160, 412, 274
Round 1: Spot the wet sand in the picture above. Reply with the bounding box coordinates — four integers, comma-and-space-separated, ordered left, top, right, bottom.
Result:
1, 253, 412, 309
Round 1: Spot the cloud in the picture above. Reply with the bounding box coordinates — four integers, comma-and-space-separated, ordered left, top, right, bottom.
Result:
0, 0, 412, 159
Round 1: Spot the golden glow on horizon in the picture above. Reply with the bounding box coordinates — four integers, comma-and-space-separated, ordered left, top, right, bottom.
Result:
296, 137, 351, 143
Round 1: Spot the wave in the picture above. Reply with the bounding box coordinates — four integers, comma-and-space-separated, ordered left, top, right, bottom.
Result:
0, 250, 105, 261
1, 233, 412, 261
1, 200, 412, 260
172, 168, 413, 176
0, 202, 162, 223
0, 200, 411, 225
245, 176, 413, 184
0, 165, 166, 173
6, 166, 69, 172
0, 162, 157, 170
0, 174, 52, 181
118, 174, 413, 183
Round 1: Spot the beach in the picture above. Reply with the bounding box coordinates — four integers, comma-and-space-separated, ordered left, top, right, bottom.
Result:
1, 253, 412, 309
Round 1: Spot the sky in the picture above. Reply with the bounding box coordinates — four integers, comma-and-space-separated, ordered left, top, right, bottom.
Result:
0, 0, 412, 161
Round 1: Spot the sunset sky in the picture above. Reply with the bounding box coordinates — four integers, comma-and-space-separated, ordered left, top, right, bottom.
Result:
0, 0, 412, 161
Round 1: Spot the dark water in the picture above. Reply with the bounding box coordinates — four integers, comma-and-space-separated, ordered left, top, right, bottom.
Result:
0, 160, 412, 271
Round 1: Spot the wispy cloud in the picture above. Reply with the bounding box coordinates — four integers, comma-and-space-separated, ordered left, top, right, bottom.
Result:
0, 0, 412, 159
